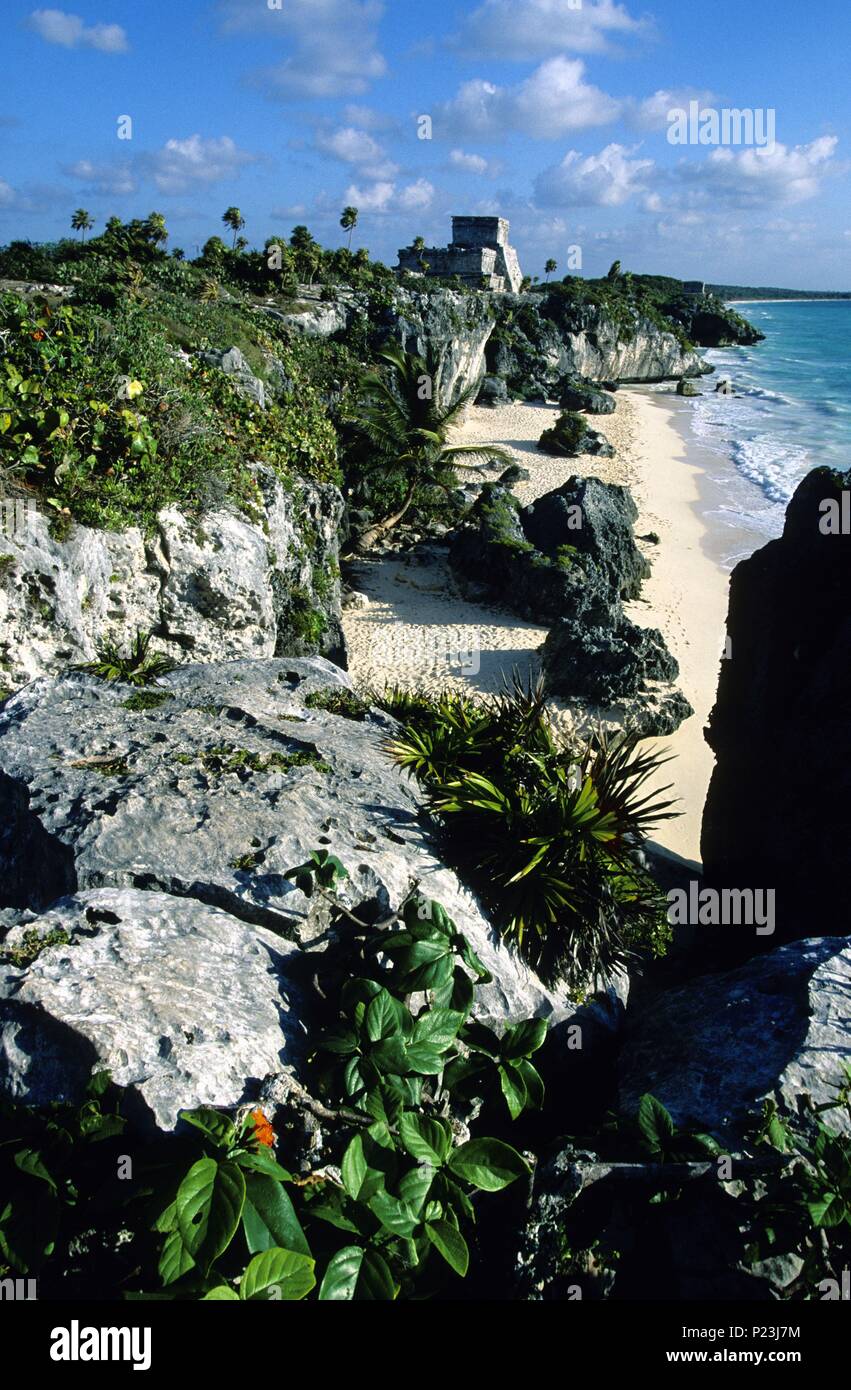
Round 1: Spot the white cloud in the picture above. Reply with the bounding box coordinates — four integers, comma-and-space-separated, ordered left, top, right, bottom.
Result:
64, 158, 136, 196
437, 57, 621, 141
452, 0, 647, 59
345, 178, 434, 214
0, 179, 15, 207
140, 136, 257, 195
673, 136, 839, 208
449, 149, 491, 175
535, 142, 654, 206
342, 104, 399, 133
219, 0, 386, 99
27, 9, 128, 53
627, 89, 718, 132
314, 126, 398, 180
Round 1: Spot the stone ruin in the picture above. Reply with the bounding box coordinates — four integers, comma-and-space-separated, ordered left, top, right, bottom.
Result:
397, 216, 524, 293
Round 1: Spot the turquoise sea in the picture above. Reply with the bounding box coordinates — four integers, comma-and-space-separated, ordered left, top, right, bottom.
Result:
682, 300, 851, 551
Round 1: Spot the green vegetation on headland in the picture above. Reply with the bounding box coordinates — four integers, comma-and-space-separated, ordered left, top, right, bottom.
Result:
709, 284, 851, 301
1, 216, 762, 543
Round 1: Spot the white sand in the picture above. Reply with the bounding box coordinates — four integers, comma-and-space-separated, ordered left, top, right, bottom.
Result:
342, 391, 732, 861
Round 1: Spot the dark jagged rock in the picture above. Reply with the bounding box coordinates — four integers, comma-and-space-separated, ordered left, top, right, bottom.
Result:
677, 378, 700, 396
521, 477, 650, 600
449, 483, 690, 732
558, 381, 617, 415
476, 374, 509, 407
540, 615, 684, 712
701, 468, 851, 947
538, 411, 615, 459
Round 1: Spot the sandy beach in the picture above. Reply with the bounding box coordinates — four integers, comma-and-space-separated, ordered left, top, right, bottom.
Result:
342, 389, 734, 861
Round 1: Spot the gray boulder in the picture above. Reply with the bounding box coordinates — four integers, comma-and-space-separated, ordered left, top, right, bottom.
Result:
476, 374, 509, 407
677, 378, 700, 397
0, 659, 576, 1037
618, 937, 851, 1141
197, 346, 266, 408
521, 477, 650, 600
559, 381, 617, 414
0, 888, 305, 1131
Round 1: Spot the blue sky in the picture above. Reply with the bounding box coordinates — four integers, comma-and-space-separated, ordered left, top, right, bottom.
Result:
1, 0, 849, 287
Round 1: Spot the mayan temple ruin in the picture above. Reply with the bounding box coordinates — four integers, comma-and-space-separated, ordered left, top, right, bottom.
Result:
397, 216, 524, 293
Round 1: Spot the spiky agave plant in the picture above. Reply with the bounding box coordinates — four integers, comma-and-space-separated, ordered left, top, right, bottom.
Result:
75, 631, 178, 687
385, 675, 678, 988
347, 341, 511, 550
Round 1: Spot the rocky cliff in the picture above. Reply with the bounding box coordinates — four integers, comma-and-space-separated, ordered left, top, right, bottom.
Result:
0, 467, 345, 691
701, 467, 851, 948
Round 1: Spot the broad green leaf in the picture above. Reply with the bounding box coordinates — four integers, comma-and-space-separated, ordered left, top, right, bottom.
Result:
178, 1108, 235, 1150
637, 1094, 677, 1155
403, 1041, 448, 1075
448, 1139, 530, 1192
426, 1220, 469, 1276
412, 1008, 464, 1049
513, 1058, 545, 1111
158, 1227, 195, 1287
365, 990, 406, 1043
498, 1064, 527, 1120
501, 1018, 548, 1060
318, 1246, 398, 1301
241, 1171, 310, 1256
398, 1113, 452, 1166
202, 1285, 238, 1300
240, 1247, 316, 1301
176, 1157, 245, 1269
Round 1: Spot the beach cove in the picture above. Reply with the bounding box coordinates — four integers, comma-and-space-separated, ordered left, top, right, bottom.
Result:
342, 387, 763, 861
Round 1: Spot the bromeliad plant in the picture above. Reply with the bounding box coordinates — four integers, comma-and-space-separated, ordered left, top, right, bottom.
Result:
382, 674, 677, 989
74, 630, 179, 686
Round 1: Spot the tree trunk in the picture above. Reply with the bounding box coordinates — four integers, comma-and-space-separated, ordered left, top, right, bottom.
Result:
354, 482, 416, 552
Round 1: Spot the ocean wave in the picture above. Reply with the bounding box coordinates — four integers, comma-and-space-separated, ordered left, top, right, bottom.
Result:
729, 435, 809, 504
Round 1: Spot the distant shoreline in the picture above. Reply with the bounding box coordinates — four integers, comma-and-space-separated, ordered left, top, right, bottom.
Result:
726, 298, 851, 305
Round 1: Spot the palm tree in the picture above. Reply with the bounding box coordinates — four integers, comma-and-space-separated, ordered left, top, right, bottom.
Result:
348, 343, 510, 551
412, 236, 426, 255
71, 209, 94, 242
606, 259, 622, 282
290, 225, 316, 252
340, 206, 359, 250
234, 235, 249, 253
544, 258, 557, 282
146, 211, 168, 247
222, 206, 246, 249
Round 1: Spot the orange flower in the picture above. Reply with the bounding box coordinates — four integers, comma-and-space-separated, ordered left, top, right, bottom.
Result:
250, 1108, 275, 1148
32, 331, 45, 341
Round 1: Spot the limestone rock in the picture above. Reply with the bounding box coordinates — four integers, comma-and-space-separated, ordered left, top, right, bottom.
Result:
0, 659, 575, 1033
0, 468, 345, 689
0, 888, 305, 1131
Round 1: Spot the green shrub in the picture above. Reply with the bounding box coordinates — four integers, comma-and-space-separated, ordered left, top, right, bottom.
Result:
382, 676, 675, 988
0, 861, 539, 1301
538, 410, 587, 457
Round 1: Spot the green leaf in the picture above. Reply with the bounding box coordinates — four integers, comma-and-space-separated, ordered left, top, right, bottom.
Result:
318, 1246, 398, 1300
501, 1018, 548, 1060
158, 1227, 196, 1287
398, 1112, 452, 1166
498, 1064, 527, 1120
426, 1220, 469, 1277
201, 1285, 239, 1300
365, 990, 406, 1043
241, 1171, 310, 1257
448, 1139, 530, 1192
240, 1248, 316, 1301
513, 1058, 545, 1111
175, 1157, 245, 1270
637, 1094, 677, 1155
179, 1108, 236, 1150
233, 1149, 292, 1182
340, 1134, 383, 1202
412, 1008, 465, 1049
403, 1041, 448, 1075
368, 1190, 422, 1238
